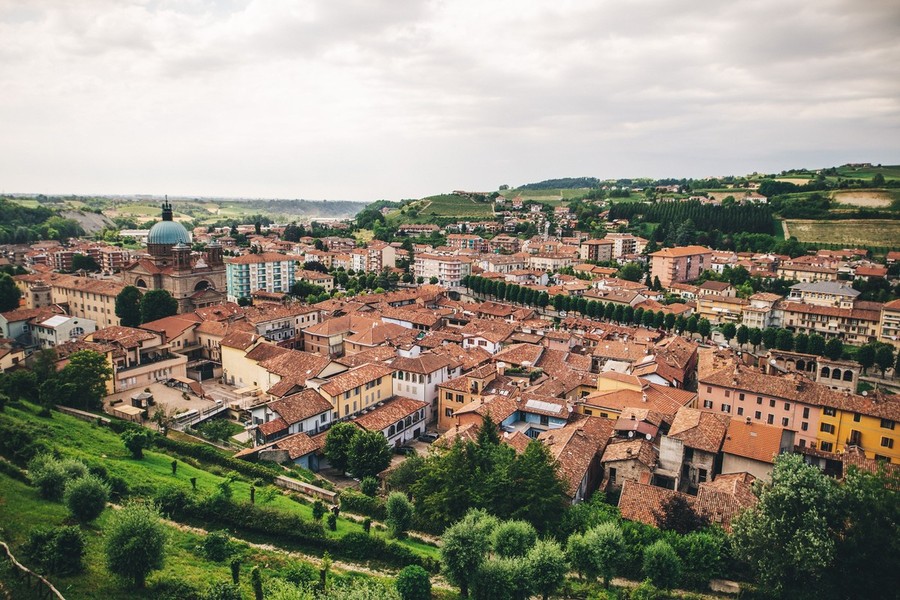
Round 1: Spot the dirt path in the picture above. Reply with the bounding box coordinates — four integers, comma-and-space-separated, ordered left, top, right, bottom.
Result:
781, 220, 791, 239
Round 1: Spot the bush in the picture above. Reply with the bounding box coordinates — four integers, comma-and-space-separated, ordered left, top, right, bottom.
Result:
340, 489, 386, 520
493, 520, 537, 558
671, 530, 725, 590
153, 435, 278, 482
396, 564, 431, 600
312, 499, 326, 521
149, 578, 201, 600
0, 421, 47, 466
282, 561, 319, 587
22, 526, 86, 575
386, 492, 414, 539
360, 476, 379, 497
64, 473, 110, 522
121, 428, 152, 459
202, 581, 243, 600
105, 502, 167, 588
202, 530, 236, 562
327, 512, 337, 531
629, 579, 662, 600
154, 485, 193, 519
29, 455, 72, 501
642, 540, 682, 590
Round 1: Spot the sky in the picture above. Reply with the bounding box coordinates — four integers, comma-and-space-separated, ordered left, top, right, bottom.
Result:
1, 0, 899, 202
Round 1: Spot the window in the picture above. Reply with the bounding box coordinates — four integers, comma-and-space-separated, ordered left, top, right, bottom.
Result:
754, 411, 761, 420
848, 430, 862, 445
799, 439, 807, 448
320, 414, 327, 423
769, 399, 776, 408
703, 400, 713, 409
739, 393, 745, 401
725, 390, 730, 398
540, 415, 549, 426
757, 397, 763, 405
824, 407, 837, 417
706, 386, 712, 394
737, 407, 744, 416
803, 407, 810, 419
820, 423, 835, 434
344, 391, 350, 400
721, 404, 731, 413
853, 413, 861, 423
820, 441, 834, 452
609, 468, 617, 484
698, 468, 707, 483
445, 392, 452, 400
767, 414, 774, 425
782, 417, 790, 427
801, 422, 809, 431
584, 409, 593, 416
881, 419, 896, 430
784, 403, 791, 411
445, 408, 453, 417
881, 437, 894, 449
684, 448, 694, 461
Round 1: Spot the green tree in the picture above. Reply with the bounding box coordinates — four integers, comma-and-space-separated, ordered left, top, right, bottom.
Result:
775, 328, 794, 351
793, 333, 809, 354
396, 565, 431, 600
824, 337, 843, 361
697, 318, 711, 340
874, 345, 894, 376
566, 531, 598, 581
71, 253, 100, 272
506, 441, 567, 532
721, 323, 736, 344
748, 327, 763, 350
736, 324, 749, 347
348, 430, 392, 479
323, 422, 359, 474
22, 526, 86, 576
56, 349, 112, 410
115, 286, 143, 327
386, 454, 423, 493
807, 333, 826, 356
198, 419, 234, 444
0, 273, 22, 312
386, 492, 414, 539
492, 520, 537, 558
762, 327, 778, 349
441, 510, 496, 597
526, 539, 567, 600
64, 473, 109, 522
140, 289, 178, 323
731, 454, 844, 599
104, 502, 166, 588
121, 428, 152, 459
617, 262, 643, 282
642, 539, 682, 590
856, 344, 876, 374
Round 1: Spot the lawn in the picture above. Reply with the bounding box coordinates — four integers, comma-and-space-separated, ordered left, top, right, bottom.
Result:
0, 473, 373, 600
0, 405, 436, 558
783, 219, 900, 249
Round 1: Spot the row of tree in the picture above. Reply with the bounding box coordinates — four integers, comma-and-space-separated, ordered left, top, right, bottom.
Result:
609, 200, 776, 236
114, 286, 179, 326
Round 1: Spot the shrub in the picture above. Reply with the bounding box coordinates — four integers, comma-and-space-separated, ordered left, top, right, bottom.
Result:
672, 530, 725, 590
282, 561, 319, 587
154, 485, 193, 519
202, 530, 236, 562
493, 520, 537, 558
360, 476, 379, 497
152, 435, 278, 482
642, 540, 682, 590
312, 499, 326, 521
629, 579, 662, 600
385, 492, 414, 539
121, 428, 152, 459
64, 473, 110, 522
29, 455, 68, 501
327, 512, 337, 531
104, 502, 167, 588
396, 564, 431, 600
149, 578, 201, 600
22, 526, 85, 575
202, 581, 243, 600
340, 489, 386, 520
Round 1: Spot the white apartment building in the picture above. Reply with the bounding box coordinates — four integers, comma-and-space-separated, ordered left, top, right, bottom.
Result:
226, 253, 297, 302
414, 254, 472, 287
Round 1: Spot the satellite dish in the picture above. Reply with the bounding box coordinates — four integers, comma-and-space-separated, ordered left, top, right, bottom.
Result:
628, 430, 635, 438
645, 433, 653, 440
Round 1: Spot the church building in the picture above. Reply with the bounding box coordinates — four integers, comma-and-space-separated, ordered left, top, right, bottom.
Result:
122, 200, 227, 313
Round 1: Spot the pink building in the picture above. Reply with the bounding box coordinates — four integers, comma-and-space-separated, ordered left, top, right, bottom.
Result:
651, 246, 712, 288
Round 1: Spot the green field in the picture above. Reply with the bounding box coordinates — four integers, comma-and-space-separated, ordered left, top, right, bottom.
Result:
783, 219, 900, 249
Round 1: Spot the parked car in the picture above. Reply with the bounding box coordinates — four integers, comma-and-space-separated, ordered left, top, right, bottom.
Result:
418, 433, 439, 443
395, 445, 417, 456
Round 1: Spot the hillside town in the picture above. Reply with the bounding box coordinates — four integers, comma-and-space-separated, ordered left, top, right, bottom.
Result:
0, 194, 898, 599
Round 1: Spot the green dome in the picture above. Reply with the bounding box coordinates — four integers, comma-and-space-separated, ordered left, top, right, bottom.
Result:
148, 220, 190, 245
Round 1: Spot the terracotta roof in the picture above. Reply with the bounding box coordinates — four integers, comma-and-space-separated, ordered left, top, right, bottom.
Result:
139, 315, 200, 341
344, 322, 411, 347
259, 350, 331, 384
539, 416, 614, 496
389, 353, 457, 374
699, 280, 732, 291
650, 245, 711, 258
319, 363, 395, 397
353, 396, 428, 432
459, 319, 517, 344
269, 389, 333, 424
236, 431, 320, 460
53, 339, 113, 360
582, 384, 696, 418
778, 300, 880, 322
258, 417, 288, 436
89, 326, 157, 348
721, 420, 783, 464
221, 331, 262, 351
493, 343, 544, 367
245, 342, 290, 363
601, 439, 657, 467
668, 407, 730, 453
336, 346, 397, 368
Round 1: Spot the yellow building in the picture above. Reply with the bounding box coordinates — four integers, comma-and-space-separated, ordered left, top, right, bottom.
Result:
310, 363, 395, 419
436, 363, 500, 432
815, 392, 899, 464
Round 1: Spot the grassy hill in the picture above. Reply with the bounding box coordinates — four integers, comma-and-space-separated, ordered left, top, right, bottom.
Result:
0, 403, 440, 599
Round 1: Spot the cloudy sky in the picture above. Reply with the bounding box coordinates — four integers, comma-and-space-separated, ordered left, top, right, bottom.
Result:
2, 0, 899, 201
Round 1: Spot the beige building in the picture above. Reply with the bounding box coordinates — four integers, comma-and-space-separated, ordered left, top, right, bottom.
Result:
414, 254, 472, 287
86, 326, 187, 392
308, 362, 396, 419
878, 299, 900, 349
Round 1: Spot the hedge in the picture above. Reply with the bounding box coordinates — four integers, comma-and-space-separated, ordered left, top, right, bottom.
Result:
152, 434, 280, 483
339, 489, 386, 520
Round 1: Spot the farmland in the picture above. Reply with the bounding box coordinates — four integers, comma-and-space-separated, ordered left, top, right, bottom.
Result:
783, 219, 900, 249
386, 193, 495, 223
831, 189, 900, 209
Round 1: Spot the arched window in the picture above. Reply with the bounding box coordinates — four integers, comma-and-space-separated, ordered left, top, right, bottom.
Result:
831, 369, 841, 380
135, 278, 147, 288
843, 370, 853, 381
69, 326, 84, 339
821, 367, 830, 378
796, 360, 805, 371
194, 280, 211, 291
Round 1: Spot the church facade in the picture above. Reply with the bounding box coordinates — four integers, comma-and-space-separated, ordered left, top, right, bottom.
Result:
122, 201, 227, 314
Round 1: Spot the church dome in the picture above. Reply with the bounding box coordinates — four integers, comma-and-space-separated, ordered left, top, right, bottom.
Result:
148, 220, 191, 245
